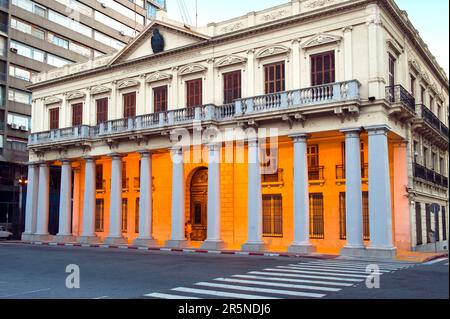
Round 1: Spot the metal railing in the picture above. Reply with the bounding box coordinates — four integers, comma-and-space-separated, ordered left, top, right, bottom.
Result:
416, 104, 449, 139
336, 164, 369, 180
414, 163, 448, 188
308, 166, 325, 181
386, 84, 416, 113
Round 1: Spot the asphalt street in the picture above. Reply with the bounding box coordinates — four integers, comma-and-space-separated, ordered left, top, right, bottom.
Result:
0, 242, 448, 299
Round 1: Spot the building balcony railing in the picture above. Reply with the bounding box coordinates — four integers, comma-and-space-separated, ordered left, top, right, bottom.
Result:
416, 104, 449, 139
414, 163, 448, 188
308, 166, 325, 181
385, 85, 416, 114
28, 80, 361, 147
335, 163, 369, 180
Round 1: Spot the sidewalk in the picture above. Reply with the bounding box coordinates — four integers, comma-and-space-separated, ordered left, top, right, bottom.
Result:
396, 250, 449, 263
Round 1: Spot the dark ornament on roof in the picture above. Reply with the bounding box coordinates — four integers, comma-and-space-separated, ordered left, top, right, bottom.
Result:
151, 28, 165, 54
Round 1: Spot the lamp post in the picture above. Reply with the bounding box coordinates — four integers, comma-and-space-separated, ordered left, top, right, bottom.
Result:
18, 177, 28, 238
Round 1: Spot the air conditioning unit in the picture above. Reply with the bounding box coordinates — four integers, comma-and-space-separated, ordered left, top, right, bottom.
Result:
19, 126, 28, 131
11, 123, 18, 129
10, 48, 18, 53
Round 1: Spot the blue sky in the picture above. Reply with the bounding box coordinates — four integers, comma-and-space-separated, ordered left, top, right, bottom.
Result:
166, 0, 449, 76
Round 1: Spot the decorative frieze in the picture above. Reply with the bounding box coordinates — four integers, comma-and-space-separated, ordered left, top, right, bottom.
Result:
66, 91, 86, 101
178, 64, 207, 76
214, 55, 247, 68
146, 71, 173, 83
117, 78, 140, 90
301, 33, 342, 49
256, 45, 291, 59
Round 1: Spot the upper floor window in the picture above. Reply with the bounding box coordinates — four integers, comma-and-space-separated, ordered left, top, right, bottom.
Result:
429, 96, 434, 112
388, 54, 396, 87
48, 33, 69, 49
11, 18, 45, 40
96, 98, 108, 124
123, 92, 136, 118
47, 54, 72, 67
264, 62, 285, 94
8, 88, 31, 104
7, 112, 31, 131
10, 41, 44, 63
72, 103, 83, 126
9, 64, 33, 82
223, 70, 241, 104
186, 79, 202, 108
311, 51, 335, 86
153, 85, 168, 113
410, 75, 416, 97
12, 0, 46, 17
420, 86, 426, 104
49, 107, 59, 130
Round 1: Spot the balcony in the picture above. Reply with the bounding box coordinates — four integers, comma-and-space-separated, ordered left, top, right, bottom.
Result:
308, 166, 325, 185
414, 163, 448, 189
385, 85, 416, 117
335, 164, 369, 184
413, 104, 449, 145
28, 80, 361, 148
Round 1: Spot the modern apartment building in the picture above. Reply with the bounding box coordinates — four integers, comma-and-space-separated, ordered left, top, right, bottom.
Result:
24, 0, 448, 257
0, 0, 166, 237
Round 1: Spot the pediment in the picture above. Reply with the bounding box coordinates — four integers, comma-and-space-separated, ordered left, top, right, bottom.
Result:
44, 96, 62, 105
91, 85, 111, 95
117, 78, 140, 90
146, 71, 173, 83
178, 63, 207, 76
66, 90, 86, 101
256, 45, 290, 59
301, 33, 342, 49
214, 55, 247, 68
109, 21, 210, 65
409, 59, 422, 75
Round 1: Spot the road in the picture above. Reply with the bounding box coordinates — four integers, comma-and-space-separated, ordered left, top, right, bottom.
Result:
0, 242, 448, 299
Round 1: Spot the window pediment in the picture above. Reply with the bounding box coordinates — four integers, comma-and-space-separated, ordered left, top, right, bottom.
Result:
117, 78, 140, 90
66, 91, 86, 101
409, 59, 422, 75
386, 39, 403, 57
91, 85, 111, 96
301, 33, 342, 49
178, 64, 207, 76
44, 96, 62, 105
146, 71, 173, 83
214, 55, 247, 68
256, 45, 291, 59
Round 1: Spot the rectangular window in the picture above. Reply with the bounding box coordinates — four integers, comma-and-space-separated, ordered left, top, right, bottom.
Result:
423, 147, 428, 167
48, 33, 69, 49
307, 145, 321, 180
9, 65, 33, 81
95, 199, 104, 232
264, 62, 285, 94
410, 75, 416, 97
339, 192, 370, 241
11, 18, 45, 40
123, 92, 136, 118
10, 40, 44, 62
47, 54, 72, 67
49, 108, 59, 130
223, 70, 242, 104
122, 161, 128, 189
388, 54, 396, 87
420, 86, 426, 104
135, 197, 140, 234
96, 98, 108, 124
262, 194, 283, 237
309, 193, 324, 239
415, 202, 423, 245
72, 103, 83, 126
442, 207, 447, 241
311, 51, 335, 86
435, 208, 440, 242
186, 79, 202, 108
430, 96, 434, 112
153, 85, 168, 113
8, 88, 32, 104
425, 203, 432, 244
362, 192, 370, 240
95, 164, 104, 190
122, 198, 128, 232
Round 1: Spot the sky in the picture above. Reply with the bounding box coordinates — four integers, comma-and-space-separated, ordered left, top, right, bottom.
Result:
166, 0, 450, 76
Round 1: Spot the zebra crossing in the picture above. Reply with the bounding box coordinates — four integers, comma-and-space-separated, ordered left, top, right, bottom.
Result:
144, 259, 414, 299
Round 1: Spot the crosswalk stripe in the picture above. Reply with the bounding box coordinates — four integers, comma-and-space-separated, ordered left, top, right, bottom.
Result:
303, 261, 405, 270
310, 259, 410, 266
249, 271, 363, 282
423, 258, 448, 265
272, 267, 369, 278
232, 274, 354, 287
195, 282, 325, 298
213, 277, 341, 292
172, 287, 279, 299
145, 292, 201, 299
287, 264, 390, 274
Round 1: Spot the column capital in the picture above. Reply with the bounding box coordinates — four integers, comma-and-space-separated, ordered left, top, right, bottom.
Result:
365, 125, 391, 136
82, 156, 96, 162
27, 162, 40, 167
170, 146, 184, 155
289, 133, 309, 143
59, 158, 72, 164
138, 150, 152, 158
108, 153, 124, 160
341, 127, 362, 137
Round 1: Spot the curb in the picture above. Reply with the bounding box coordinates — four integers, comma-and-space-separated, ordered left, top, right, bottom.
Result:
16, 240, 339, 260
422, 252, 449, 263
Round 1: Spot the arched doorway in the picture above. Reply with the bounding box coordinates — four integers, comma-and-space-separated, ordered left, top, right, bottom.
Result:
190, 168, 208, 241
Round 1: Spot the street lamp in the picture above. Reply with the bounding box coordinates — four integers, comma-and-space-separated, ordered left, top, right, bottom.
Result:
17, 177, 28, 237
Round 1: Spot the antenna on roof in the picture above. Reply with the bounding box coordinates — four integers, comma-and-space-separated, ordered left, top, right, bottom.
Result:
195, 0, 198, 28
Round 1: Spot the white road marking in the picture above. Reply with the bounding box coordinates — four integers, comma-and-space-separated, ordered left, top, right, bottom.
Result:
195, 282, 325, 298
93, 296, 109, 299
249, 271, 363, 282
172, 287, 278, 299
423, 258, 449, 265
287, 264, 389, 274
304, 261, 405, 270
0, 288, 50, 298
232, 274, 354, 287
213, 277, 341, 292
272, 267, 369, 278
144, 292, 201, 299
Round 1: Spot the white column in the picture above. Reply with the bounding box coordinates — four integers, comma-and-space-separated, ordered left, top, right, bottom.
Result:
78, 157, 100, 244
166, 147, 187, 248
343, 26, 353, 80
202, 143, 224, 250
289, 134, 315, 254
35, 163, 52, 241
22, 164, 39, 241
366, 125, 397, 258
341, 128, 365, 256
133, 151, 158, 247
171, 67, 179, 109
247, 49, 255, 97
242, 139, 265, 252
55, 160, 76, 242
105, 154, 127, 245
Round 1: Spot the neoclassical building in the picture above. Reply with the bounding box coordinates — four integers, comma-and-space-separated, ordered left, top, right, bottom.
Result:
23, 0, 449, 258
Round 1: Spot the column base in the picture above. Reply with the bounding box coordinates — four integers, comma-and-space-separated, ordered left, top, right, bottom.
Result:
33, 234, 54, 242
21, 233, 35, 242
340, 246, 367, 257
165, 240, 188, 249
53, 235, 77, 243
132, 238, 159, 248
78, 236, 101, 244
241, 242, 266, 252
104, 236, 128, 246
288, 244, 316, 254
365, 246, 398, 259
201, 240, 225, 250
